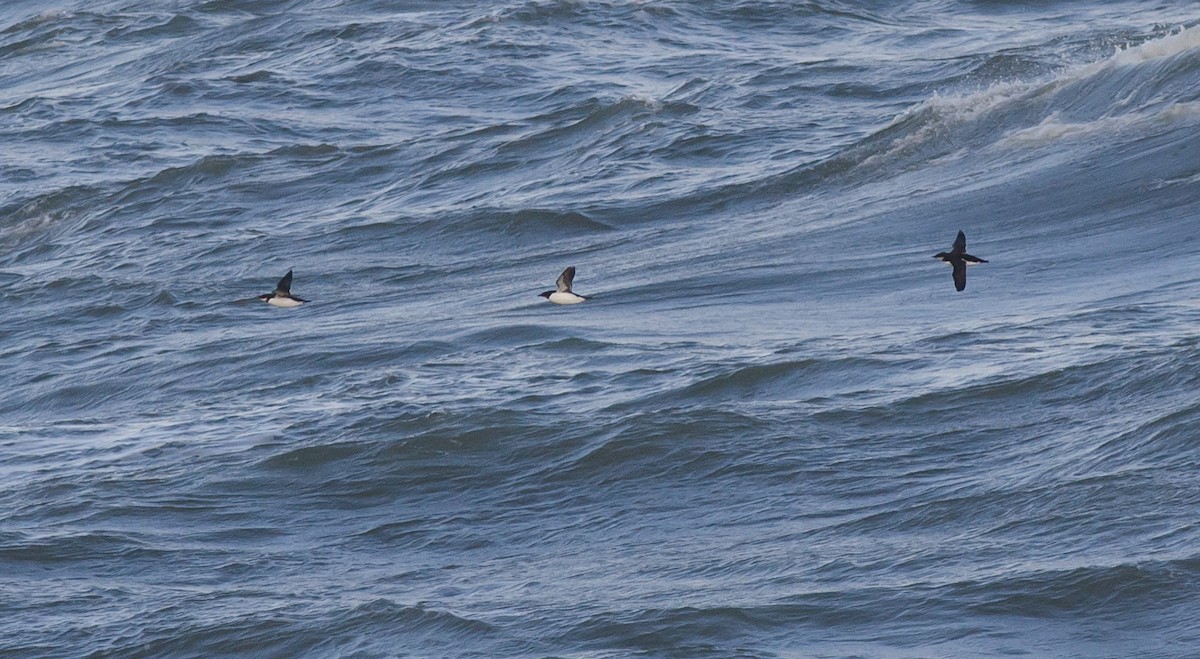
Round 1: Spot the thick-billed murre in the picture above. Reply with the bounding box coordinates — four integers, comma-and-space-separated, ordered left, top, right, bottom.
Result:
933, 230, 987, 292
539, 266, 588, 304
258, 269, 308, 307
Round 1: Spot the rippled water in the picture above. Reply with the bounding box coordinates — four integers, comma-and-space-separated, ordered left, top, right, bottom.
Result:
4, 1, 1200, 656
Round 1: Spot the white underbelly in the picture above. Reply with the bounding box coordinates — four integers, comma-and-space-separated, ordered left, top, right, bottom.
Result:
267, 296, 305, 308
547, 292, 586, 305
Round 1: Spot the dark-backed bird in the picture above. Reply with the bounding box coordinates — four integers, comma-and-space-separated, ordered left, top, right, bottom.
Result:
933, 230, 987, 292
258, 269, 308, 307
539, 266, 588, 304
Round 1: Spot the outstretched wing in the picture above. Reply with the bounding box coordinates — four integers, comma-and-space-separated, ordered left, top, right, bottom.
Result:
556, 266, 576, 293
952, 260, 967, 292
275, 269, 294, 295
952, 230, 967, 255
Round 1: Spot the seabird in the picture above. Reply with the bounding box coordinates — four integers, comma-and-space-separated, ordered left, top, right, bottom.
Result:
933, 230, 988, 292
539, 266, 588, 304
258, 269, 308, 307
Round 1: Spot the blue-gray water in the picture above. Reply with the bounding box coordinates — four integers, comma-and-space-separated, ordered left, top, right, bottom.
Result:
3, 1, 1200, 656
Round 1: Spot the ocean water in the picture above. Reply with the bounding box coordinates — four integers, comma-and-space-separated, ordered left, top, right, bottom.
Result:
3, 1, 1200, 656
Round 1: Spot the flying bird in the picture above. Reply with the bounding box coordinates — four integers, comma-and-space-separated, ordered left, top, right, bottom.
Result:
258, 269, 308, 307
539, 266, 588, 304
933, 231, 988, 292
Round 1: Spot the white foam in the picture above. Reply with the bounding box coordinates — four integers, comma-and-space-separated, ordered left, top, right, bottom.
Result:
1110, 24, 1200, 66
1154, 101, 1200, 122
999, 111, 1127, 146
1000, 99, 1200, 149
17, 9, 70, 29
903, 24, 1200, 124
871, 24, 1200, 160
859, 82, 1034, 170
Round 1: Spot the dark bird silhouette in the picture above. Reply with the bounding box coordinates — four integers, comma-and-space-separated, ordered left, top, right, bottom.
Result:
933, 231, 987, 292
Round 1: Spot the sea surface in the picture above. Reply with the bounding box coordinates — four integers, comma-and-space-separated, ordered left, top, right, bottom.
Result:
3, 1, 1200, 657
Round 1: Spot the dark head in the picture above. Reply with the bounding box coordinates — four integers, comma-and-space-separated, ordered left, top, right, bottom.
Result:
257, 293, 272, 302
539, 291, 553, 299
